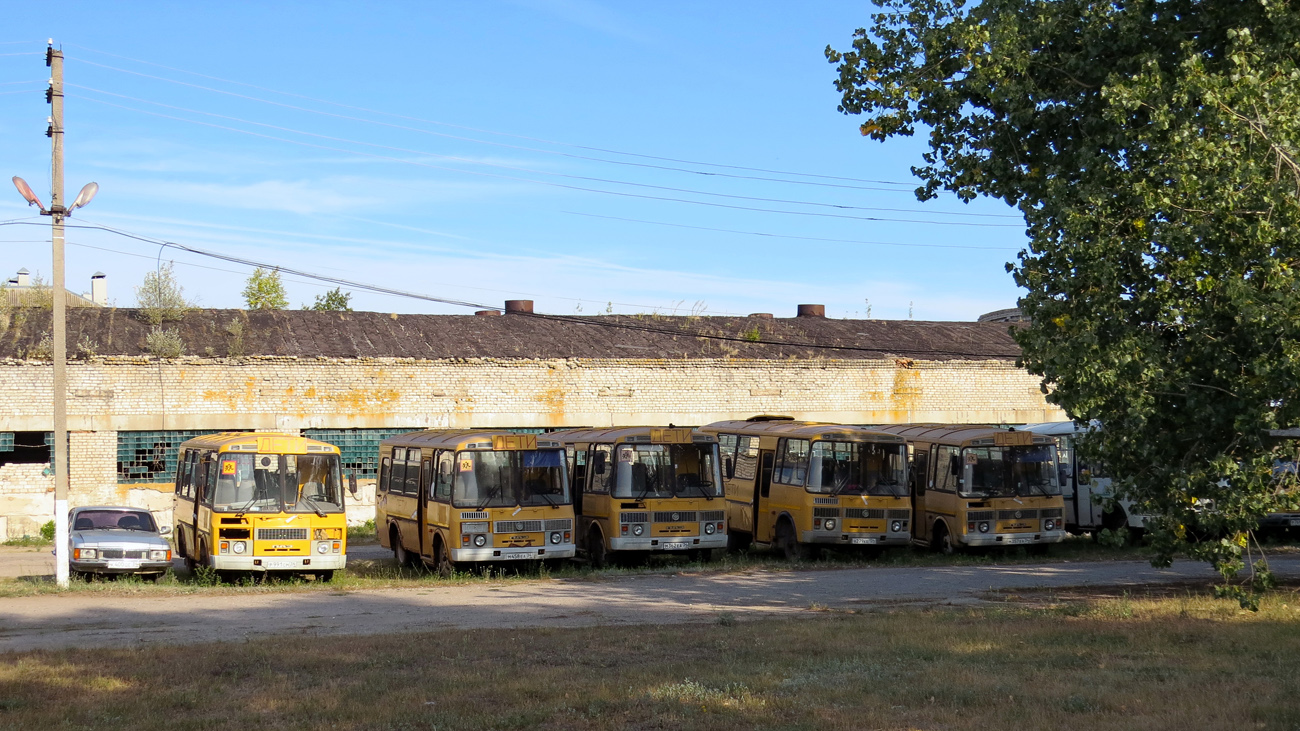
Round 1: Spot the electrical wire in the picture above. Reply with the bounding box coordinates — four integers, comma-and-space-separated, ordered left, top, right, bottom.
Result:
64, 43, 915, 188
66, 84, 1017, 221
0, 219, 1020, 359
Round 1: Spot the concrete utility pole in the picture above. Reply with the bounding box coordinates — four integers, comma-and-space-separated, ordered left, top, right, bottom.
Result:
11, 40, 97, 587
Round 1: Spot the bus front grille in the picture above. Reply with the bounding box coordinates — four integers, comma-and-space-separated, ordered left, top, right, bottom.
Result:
814, 507, 843, 518
967, 510, 995, 521
887, 509, 910, 519
257, 528, 308, 541
1040, 508, 1063, 519
494, 520, 542, 533
653, 511, 698, 523
997, 509, 1039, 520
620, 512, 649, 523
700, 510, 725, 522
845, 508, 884, 519
460, 512, 490, 520
543, 519, 573, 531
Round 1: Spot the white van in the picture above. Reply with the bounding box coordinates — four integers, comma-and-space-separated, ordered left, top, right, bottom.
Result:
1018, 422, 1147, 537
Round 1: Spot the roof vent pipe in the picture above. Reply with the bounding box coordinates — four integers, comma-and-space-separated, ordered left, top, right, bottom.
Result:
504, 299, 534, 314
90, 272, 107, 306
474, 310, 502, 316
796, 304, 825, 318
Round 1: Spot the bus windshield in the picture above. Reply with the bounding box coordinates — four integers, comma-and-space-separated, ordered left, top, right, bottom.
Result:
808, 441, 907, 496
212, 453, 345, 514
613, 443, 723, 499
454, 450, 570, 508
962, 445, 1061, 498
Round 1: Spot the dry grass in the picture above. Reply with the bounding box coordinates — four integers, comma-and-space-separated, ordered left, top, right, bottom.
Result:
1, 591, 1298, 730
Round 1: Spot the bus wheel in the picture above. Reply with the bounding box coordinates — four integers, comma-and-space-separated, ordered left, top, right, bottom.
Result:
727, 531, 751, 553
179, 533, 196, 572
435, 539, 455, 579
391, 526, 412, 567
314, 570, 334, 583
587, 529, 608, 569
934, 523, 956, 556
777, 521, 810, 561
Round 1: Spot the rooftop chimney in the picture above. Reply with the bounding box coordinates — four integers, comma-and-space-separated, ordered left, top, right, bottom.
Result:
15, 268, 29, 287
504, 299, 534, 315
474, 309, 502, 316
90, 272, 107, 306
796, 304, 825, 318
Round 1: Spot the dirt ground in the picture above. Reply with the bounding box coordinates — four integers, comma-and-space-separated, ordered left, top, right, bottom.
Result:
3, 554, 1296, 653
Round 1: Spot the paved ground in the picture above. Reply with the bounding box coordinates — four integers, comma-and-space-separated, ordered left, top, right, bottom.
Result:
2, 551, 1297, 654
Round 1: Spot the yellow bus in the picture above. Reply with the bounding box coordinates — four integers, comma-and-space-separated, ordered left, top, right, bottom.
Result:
699, 416, 911, 559
873, 424, 1067, 553
173, 432, 353, 581
376, 430, 575, 575
552, 426, 726, 567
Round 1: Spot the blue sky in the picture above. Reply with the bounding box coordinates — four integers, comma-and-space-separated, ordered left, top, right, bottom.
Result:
0, 2, 1027, 320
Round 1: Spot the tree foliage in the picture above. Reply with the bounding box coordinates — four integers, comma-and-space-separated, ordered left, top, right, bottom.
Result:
135, 263, 191, 325
828, 0, 1300, 583
305, 287, 353, 312
242, 268, 288, 310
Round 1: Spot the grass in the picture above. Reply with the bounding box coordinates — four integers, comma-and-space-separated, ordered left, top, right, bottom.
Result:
0, 591, 1298, 730
0, 535, 51, 548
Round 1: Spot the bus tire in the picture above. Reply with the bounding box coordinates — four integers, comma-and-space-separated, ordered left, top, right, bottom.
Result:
587, 528, 608, 570
391, 525, 412, 567
435, 537, 455, 579
179, 532, 196, 572
727, 530, 751, 553
933, 521, 956, 556
776, 519, 811, 561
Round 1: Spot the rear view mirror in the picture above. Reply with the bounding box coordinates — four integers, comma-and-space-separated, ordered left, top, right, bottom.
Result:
159, 525, 172, 535
949, 454, 962, 476
347, 471, 358, 496
724, 456, 734, 480
593, 451, 607, 473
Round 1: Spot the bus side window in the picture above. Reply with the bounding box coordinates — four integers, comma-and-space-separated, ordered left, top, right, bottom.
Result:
734, 436, 758, 481
378, 457, 392, 495
434, 451, 454, 502
912, 445, 929, 495
175, 449, 189, 495
421, 458, 432, 501
404, 449, 421, 496
588, 445, 612, 494
774, 439, 810, 485
718, 434, 737, 479
934, 446, 957, 492
201, 455, 218, 505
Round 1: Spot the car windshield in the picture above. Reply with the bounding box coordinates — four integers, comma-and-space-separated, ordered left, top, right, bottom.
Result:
962, 445, 1061, 498
807, 441, 908, 496
72, 510, 157, 532
212, 453, 344, 513
453, 450, 570, 508
612, 443, 723, 499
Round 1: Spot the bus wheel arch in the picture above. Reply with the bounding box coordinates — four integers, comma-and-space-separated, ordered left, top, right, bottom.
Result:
433, 533, 454, 578
390, 523, 412, 567
775, 514, 811, 561
587, 525, 608, 569
932, 519, 956, 555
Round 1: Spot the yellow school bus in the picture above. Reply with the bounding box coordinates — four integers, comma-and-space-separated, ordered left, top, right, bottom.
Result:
376, 430, 575, 575
551, 426, 726, 567
873, 424, 1067, 553
173, 432, 352, 581
699, 416, 911, 559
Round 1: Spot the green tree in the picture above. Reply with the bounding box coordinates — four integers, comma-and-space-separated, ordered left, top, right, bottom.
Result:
828, 0, 1300, 593
304, 287, 353, 312
135, 263, 191, 325
242, 268, 288, 310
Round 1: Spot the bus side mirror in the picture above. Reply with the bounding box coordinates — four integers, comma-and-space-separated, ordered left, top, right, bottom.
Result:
592, 451, 607, 473
347, 471, 358, 496
949, 455, 962, 476
724, 456, 734, 479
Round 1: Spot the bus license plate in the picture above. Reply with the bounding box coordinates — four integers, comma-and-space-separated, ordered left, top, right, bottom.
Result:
264, 559, 299, 569
851, 537, 878, 545
660, 542, 690, 550
1005, 536, 1033, 545
107, 560, 140, 569
1290, 519, 1300, 527
502, 551, 533, 560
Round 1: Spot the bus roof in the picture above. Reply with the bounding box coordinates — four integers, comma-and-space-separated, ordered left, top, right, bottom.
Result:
379, 429, 564, 450
178, 432, 340, 454
699, 419, 904, 443
870, 423, 1055, 445
549, 426, 717, 445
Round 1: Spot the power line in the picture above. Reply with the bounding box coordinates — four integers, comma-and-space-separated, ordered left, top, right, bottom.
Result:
66, 83, 1017, 221
0, 219, 1019, 359
64, 43, 915, 188
70, 94, 1021, 229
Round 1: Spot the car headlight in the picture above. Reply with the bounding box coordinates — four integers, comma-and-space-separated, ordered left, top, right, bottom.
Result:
978, 522, 990, 533
232, 541, 246, 555
632, 524, 644, 537
474, 534, 487, 547
704, 522, 716, 535
149, 549, 169, 561
824, 518, 837, 531
549, 531, 561, 544
316, 541, 329, 554
890, 520, 903, 532
75, 548, 96, 560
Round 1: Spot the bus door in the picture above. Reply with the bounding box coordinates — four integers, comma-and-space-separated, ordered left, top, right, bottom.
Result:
910, 444, 930, 542
418, 455, 432, 557
754, 451, 774, 539
1058, 435, 1080, 527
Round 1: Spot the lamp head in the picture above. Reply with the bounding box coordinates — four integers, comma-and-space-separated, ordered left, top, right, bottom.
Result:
68, 182, 98, 214
11, 176, 45, 211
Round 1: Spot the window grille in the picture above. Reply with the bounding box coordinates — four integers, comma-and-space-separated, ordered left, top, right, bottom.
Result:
117, 430, 221, 484
303, 428, 412, 478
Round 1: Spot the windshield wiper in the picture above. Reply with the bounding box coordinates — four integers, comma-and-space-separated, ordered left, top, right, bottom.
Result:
298, 495, 328, 517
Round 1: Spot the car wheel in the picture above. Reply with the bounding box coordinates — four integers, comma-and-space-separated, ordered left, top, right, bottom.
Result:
143, 572, 163, 583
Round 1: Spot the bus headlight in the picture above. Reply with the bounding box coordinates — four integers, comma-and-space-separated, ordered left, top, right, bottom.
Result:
474, 534, 487, 547
978, 522, 990, 534
890, 521, 903, 532
632, 524, 644, 537
704, 522, 716, 535
232, 541, 246, 555
1044, 519, 1056, 531
549, 531, 561, 544
316, 541, 329, 554
824, 518, 836, 531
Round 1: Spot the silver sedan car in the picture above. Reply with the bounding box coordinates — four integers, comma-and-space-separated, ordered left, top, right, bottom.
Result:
69, 506, 173, 581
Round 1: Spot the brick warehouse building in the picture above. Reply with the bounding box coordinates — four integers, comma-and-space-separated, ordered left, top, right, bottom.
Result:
0, 303, 1063, 536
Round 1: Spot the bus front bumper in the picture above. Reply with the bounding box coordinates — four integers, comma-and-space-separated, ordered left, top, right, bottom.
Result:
962, 530, 1066, 547
211, 554, 347, 571
802, 530, 912, 547
452, 544, 576, 562
609, 534, 727, 552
